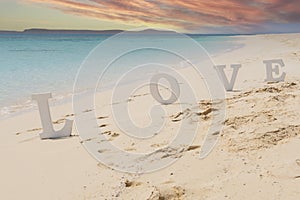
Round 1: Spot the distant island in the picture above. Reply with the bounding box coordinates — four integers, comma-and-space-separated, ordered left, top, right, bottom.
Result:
0, 28, 181, 35
0, 29, 123, 35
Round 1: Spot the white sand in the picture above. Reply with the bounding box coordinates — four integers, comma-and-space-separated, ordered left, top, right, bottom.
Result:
1, 33, 300, 199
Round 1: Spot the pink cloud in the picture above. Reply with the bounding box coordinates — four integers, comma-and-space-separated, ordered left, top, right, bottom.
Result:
26, 0, 300, 31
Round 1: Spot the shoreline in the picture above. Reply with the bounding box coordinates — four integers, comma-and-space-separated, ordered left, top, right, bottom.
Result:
0, 33, 245, 121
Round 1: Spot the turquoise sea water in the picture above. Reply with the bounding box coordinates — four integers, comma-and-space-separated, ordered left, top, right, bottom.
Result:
0, 33, 242, 116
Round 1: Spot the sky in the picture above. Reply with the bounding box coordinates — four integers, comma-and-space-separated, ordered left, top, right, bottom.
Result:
0, 0, 300, 34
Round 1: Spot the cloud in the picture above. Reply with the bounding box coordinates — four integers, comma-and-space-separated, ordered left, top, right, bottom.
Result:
25, 0, 300, 32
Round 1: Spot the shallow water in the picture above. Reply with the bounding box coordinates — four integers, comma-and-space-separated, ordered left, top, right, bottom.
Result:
0, 33, 242, 117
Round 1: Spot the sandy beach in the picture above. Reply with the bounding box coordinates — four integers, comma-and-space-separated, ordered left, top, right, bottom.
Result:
1, 33, 300, 199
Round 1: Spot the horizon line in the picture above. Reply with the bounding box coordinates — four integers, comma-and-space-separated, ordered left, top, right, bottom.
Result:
0, 28, 299, 35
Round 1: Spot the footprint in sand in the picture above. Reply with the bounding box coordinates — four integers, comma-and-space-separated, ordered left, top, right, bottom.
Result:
102, 131, 120, 138
148, 186, 185, 200
83, 109, 93, 113
296, 159, 300, 167
97, 116, 109, 119
64, 113, 74, 117
124, 180, 142, 187
27, 128, 42, 133
124, 147, 137, 152
53, 118, 65, 124
16, 128, 42, 135
170, 108, 192, 122
186, 145, 201, 152
99, 124, 108, 128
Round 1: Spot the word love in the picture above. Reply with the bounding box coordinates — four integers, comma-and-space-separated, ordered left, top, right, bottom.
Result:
215, 59, 286, 91
32, 59, 286, 139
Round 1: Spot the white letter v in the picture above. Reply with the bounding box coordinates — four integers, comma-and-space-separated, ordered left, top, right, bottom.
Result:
214, 64, 241, 91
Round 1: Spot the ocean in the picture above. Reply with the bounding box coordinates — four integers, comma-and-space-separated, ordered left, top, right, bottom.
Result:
0, 33, 243, 118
